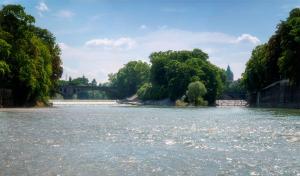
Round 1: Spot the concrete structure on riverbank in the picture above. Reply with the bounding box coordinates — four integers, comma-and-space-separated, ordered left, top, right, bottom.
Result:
0, 89, 13, 107
253, 80, 300, 108
50, 100, 118, 106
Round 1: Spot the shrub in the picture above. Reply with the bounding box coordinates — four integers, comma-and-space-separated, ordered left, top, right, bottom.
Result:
186, 81, 208, 106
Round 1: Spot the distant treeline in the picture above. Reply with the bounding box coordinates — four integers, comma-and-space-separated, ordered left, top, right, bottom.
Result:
61, 50, 240, 104
0, 5, 62, 106
59, 76, 98, 87
107, 49, 235, 105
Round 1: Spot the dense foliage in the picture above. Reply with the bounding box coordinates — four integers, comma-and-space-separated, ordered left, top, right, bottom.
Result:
137, 49, 226, 105
243, 8, 300, 93
243, 44, 268, 92
108, 61, 150, 99
186, 81, 207, 106
0, 5, 63, 105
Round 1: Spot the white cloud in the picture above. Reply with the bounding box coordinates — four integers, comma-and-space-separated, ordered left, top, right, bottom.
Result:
36, 1, 49, 16
59, 42, 134, 82
85, 37, 136, 50
60, 29, 260, 82
56, 10, 75, 19
235, 34, 260, 44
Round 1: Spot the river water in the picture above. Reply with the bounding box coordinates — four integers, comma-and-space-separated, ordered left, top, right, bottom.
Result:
0, 105, 299, 175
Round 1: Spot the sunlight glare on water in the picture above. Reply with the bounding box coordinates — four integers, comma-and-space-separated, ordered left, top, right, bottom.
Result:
0, 106, 299, 175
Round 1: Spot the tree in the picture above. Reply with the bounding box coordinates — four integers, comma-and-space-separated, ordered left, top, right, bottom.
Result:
186, 81, 207, 106
225, 65, 234, 82
242, 8, 300, 101
137, 83, 152, 100
109, 61, 150, 99
146, 49, 225, 104
264, 35, 281, 84
0, 5, 63, 105
242, 44, 268, 92
277, 8, 300, 83
69, 76, 89, 86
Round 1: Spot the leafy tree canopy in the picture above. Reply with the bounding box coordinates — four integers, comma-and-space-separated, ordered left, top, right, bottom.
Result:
186, 81, 208, 106
242, 8, 300, 96
137, 49, 226, 105
0, 4, 63, 105
108, 60, 150, 99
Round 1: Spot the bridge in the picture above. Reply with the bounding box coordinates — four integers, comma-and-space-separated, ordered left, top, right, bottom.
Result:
220, 91, 247, 100
58, 85, 117, 99
217, 91, 247, 106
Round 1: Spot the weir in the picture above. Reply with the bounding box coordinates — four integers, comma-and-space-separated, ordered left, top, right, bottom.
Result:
216, 100, 247, 106
58, 85, 117, 99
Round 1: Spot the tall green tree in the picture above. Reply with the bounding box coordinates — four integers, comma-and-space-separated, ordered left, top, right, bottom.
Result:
0, 5, 62, 105
109, 60, 150, 98
277, 8, 300, 83
242, 44, 268, 92
243, 8, 300, 100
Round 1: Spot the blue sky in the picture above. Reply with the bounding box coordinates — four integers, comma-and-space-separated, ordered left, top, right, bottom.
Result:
1, 0, 300, 82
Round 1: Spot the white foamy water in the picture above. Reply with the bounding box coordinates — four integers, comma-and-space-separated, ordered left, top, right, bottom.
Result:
50, 99, 118, 105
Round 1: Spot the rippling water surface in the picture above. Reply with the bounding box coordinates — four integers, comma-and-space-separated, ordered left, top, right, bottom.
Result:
0, 106, 299, 175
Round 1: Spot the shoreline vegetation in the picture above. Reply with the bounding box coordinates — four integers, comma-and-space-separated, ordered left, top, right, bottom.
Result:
1, 4, 300, 108
243, 8, 300, 107
0, 5, 63, 107
108, 50, 227, 107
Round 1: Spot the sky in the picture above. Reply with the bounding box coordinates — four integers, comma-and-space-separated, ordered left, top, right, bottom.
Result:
1, 0, 300, 83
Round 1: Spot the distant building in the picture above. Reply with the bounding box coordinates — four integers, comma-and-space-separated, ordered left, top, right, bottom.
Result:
226, 65, 234, 82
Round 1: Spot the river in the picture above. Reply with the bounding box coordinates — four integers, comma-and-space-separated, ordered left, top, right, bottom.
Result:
0, 105, 299, 175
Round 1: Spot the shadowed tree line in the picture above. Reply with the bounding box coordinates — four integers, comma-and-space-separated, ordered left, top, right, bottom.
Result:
242, 8, 300, 104
0, 5, 62, 106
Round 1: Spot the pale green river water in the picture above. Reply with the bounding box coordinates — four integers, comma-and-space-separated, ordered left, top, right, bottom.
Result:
0, 105, 299, 175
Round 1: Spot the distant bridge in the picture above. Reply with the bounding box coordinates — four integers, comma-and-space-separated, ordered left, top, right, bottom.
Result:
58, 85, 117, 99
220, 91, 247, 100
